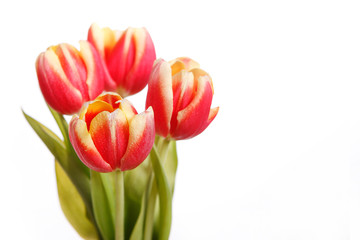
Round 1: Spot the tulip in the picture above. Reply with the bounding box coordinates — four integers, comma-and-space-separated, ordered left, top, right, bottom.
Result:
146, 57, 219, 140
88, 23, 156, 97
69, 92, 155, 172
36, 41, 105, 115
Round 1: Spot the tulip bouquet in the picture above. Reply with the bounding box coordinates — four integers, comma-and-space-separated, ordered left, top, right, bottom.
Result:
23, 23, 218, 240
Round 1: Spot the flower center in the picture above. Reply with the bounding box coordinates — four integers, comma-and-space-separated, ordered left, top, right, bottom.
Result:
84, 93, 123, 130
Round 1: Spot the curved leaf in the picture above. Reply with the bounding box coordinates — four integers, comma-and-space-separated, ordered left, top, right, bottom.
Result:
55, 161, 98, 240
91, 171, 115, 240
24, 110, 97, 237
129, 193, 147, 240
48, 106, 90, 177
124, 156, 152, 239
125, 156, 151, 202
22, 110, 66, 164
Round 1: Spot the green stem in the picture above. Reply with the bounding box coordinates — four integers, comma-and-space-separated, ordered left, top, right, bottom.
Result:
150, 145, 172, 240
159, 139, 171, 164
143, 176, 156, 240
144, 138, 171, 240
115, 170, 124, 240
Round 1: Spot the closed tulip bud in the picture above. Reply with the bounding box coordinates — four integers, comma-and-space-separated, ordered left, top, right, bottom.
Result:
36, 41, 105, 115
146, 57, 219, 140
88, 23, 156, 97
69, 92, 155, 172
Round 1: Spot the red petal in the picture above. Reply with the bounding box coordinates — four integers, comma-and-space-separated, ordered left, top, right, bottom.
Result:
87, 24, 118, 91
122, 28, 156, 95
96, 92, 123, 109
69, 116, 113, 172
107, 28, 135, 94
87, 23, 120, 61
171, 76, 213, 140
106, 28, 155, 96
89, 110, 129, 169
146, 59, 173, 137
84, 100, 113, 129
36, 51, 84, 115
79, 41, 105, 100
119, 99, 138, 120
120, 107, 155, 171
170, 70, 195, 134
53, 44, 89, 101
193, 106, 219, 138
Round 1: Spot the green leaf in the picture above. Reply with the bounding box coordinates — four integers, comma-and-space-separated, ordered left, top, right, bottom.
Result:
149, 146, 172, 240
47, 107, 92, 215
143, 177, 157, 240
125, 156, 152, 203
91, 171, 115, 240
22, 110, 67, 164
129, 192, 147, 240
55, 160, 99, 240
153, 140, 178, 239
123, 156, 152, 239
48, 106, 70, 146
24, 110, 97, 237
48, 106, 90, 178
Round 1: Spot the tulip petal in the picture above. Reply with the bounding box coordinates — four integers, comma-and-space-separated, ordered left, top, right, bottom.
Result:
193, 106, 219, 138
87, 23, 118, 60
96, 92, 123, 109
169, 57, 200, 73
170, 70, 195, 134
69, 116, 112, 172
88, 23, 116, 59
89, 110, 129, 169
191, 68, 214, 94
107, 28, 135, 93
123, 28, 156, 95
88, 111, 114, 168
36, 51, 84, 115
179, 57, 200, 70
172, 76, 213, 140
87, 24, 120, 91
107, 28, 156, 96
88, 23, 105, 58
169, 60, 186, 76
53, 44, 89, 100
121, 108, 155, 171
146, 59, 173, 137
110, 110, 130, 169
84, 100, 114, 129
172, 70, 195, 111
79, 40, 105, 100
101, 60, 118, 91
119, 99, 138, 121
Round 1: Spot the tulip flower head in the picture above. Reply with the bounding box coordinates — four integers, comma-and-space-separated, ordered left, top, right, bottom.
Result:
88, 23, 156, 97
36, 41, 105, 115
69, 92, 155, 172
146, 57, 219, 140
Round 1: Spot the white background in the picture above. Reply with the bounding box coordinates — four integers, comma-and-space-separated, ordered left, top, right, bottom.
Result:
1, 0, 360, 239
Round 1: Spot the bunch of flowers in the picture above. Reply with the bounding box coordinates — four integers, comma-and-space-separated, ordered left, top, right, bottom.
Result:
24, 23, 218, 240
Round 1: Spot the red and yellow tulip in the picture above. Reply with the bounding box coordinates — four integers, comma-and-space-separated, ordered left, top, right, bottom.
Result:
69, 92, 155, 172
25, 23, 221, 240
146, 57, 219, 140
88, 23, 156, 97
36, 41, 105, 115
